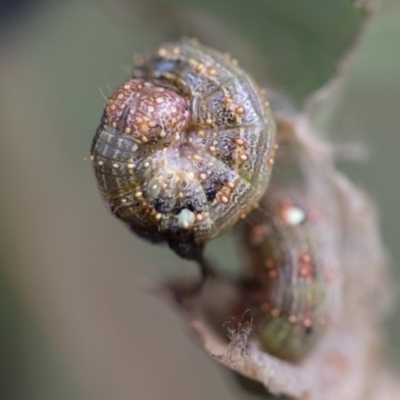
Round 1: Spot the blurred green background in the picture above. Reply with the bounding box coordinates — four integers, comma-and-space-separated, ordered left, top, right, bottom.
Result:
0, 1, 399, 399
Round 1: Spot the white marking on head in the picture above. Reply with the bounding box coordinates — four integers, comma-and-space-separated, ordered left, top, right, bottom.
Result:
177, 209, 196, 229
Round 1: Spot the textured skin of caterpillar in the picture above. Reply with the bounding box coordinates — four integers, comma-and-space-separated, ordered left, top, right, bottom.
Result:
91, 40, 276, 259
233, 189, 340, 362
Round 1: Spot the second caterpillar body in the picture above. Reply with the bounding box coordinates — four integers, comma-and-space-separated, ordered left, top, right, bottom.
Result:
233, 188, 341, 362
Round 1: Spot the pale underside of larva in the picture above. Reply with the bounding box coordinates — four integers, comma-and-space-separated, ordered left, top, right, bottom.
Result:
91, 40, 276, 258
234, 189, 340, 361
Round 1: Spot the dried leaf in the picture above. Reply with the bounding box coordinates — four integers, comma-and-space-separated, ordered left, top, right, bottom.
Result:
162, 114, 392, 399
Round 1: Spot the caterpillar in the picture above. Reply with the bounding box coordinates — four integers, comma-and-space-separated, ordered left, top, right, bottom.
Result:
91, 39, 276, 259
232, 188, 340, 362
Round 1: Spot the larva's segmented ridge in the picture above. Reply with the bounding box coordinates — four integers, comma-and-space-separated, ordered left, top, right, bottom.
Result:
233, 188, 340, 362
91, 40, 276, 258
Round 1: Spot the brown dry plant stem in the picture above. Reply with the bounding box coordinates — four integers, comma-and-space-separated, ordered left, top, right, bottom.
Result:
162, 113, 397, 399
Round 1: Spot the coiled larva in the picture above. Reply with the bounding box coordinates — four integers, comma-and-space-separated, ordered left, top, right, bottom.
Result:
233, 189, 340, 362
91, 40, 276, 259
